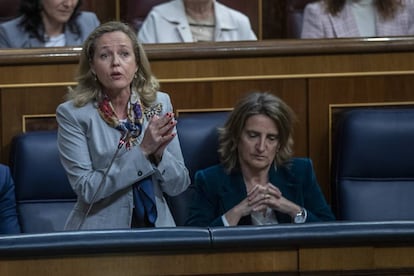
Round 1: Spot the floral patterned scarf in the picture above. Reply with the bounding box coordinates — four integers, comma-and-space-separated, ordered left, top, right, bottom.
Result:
98, 91, 143, 149
97, 91, 163, 149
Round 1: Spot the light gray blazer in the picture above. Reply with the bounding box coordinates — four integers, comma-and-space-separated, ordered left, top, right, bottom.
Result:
0, 11, 100, 48
138, 0, 257, 43
301, 0, 414, 38
56, 92, 190, 230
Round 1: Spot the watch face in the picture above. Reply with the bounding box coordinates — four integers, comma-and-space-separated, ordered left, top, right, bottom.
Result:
294, 215, 304, 223
294, 210, 306, 223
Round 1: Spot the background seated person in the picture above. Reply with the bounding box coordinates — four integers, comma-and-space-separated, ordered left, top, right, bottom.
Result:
0, 164, 21, 234
186, 92, 335, 227
138, 0, 257, 43
301, 0, 414, 38
0, 0, 100, 48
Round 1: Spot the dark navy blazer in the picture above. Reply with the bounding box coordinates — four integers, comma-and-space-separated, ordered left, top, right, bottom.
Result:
186, 158, 335, 227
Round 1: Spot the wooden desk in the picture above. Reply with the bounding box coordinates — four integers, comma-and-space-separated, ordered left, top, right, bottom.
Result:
4, 247, 413, 275
1, 38, 414, 203
1, 222, 414, 275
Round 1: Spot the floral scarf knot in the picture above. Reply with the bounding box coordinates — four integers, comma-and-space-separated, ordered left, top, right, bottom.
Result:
98, 91, 144, 149
97, 91, 164, 149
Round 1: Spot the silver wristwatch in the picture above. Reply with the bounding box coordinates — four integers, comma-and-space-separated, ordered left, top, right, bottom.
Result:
293, 208, 307, 224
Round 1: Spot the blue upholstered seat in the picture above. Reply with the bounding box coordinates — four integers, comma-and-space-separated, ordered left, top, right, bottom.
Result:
331, 108, 414, 221
10, 131, 76, 233
167, 109, 231, 225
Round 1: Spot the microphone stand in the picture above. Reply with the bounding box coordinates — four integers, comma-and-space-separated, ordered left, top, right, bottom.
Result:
76, 132, 130, 230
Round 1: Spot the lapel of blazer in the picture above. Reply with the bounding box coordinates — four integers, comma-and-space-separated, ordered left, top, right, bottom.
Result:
65, 28, 82, 46
175, 24, 193, 42
26, 36, 44, 48
329, 4, 360, 37
269, 164, 299, 223
220, 171, 247, 212
219, 171, 253, 225
165, 0, 193, 42
269, 166, 297, 202
213, 2, 237, 41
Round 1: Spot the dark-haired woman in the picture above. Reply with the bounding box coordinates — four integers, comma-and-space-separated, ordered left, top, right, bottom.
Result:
0, 0, 99, 48
186, 92, 335, 227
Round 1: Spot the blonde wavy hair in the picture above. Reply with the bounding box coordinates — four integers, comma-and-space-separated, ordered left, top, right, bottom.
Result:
67, 21, 159, 108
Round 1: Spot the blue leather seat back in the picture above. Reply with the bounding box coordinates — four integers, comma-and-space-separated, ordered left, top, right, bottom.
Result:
332, 108, 414, 221
177, 110, 231, 182
167, 110, 231, 225
10, 131, 76, 233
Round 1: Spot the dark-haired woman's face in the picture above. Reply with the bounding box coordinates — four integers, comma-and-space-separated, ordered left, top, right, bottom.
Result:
238, 114, 280, 173
41, 0, 79, 25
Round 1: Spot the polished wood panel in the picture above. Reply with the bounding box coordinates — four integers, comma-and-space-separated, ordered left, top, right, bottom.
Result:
0, 86, 68, 163
1, 245, 414, 275
308, 75, 414, 199
300, 246, 414, 273
300, 247, 376, 272
0, 250, 297, 276
161, 78, 308, 158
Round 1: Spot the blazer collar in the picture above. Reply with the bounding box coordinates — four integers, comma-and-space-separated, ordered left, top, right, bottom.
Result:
269, 163, 298, 197
328, 4, 361, 37
329, 3, 395, 37
64, 26, 82, 46
158, 0, 192, 42
221, 171, 247, 209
